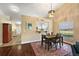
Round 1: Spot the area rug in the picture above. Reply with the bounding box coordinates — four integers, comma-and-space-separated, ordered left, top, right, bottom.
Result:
31, 41, 73, 56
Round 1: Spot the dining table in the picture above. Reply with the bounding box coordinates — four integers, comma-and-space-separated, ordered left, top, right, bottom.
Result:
41, 34, 63, 51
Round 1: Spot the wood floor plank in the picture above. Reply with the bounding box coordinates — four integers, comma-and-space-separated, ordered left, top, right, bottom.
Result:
0, 42, 72, 56
0, 43, 35, 56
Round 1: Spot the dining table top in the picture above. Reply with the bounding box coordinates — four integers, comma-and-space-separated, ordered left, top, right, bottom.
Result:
46, 35, 56, 39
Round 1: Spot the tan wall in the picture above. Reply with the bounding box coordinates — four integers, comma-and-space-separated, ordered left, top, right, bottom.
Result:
21, 16, 53, 43
21, 16, 37, 33
0, 16, 11, 45
0, 16, 17, 32
21, 16, 53, 33
53, 4, 79, 44
0, 16, 18, 45
0, 23, 2, 45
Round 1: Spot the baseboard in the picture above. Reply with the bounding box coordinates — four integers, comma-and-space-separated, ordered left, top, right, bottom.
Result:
21, 40, 74, 45
0, 43, 2, 45
21, 40, 41, 44
63, 41, 74, 45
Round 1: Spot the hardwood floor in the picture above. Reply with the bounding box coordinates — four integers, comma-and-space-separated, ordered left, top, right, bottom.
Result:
0, 43, 35, 56
0, 42, 72, 56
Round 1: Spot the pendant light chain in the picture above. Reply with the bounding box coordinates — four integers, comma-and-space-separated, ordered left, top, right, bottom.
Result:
51, 3, 52, 10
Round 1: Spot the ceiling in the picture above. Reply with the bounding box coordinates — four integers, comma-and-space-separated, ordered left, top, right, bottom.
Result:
0, 3, 64, 17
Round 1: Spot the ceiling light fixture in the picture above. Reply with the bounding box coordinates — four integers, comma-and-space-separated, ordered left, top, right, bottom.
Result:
9, 5, 19, 12
48, 3, 55, 18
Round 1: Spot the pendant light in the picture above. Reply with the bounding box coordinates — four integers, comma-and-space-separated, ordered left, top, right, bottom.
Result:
48, 3, 55, 18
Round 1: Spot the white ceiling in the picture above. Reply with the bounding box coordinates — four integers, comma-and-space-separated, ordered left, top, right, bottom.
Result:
0, 3, 64, 17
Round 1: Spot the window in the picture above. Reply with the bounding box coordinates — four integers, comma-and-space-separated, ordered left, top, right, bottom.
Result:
37, 22, 48, 31
59, 21, 74, 39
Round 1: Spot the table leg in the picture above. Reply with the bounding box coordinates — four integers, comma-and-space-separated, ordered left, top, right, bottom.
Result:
45, 43, 46, 49
59, 42, 61, 48
62, 37, 63, 46
41, 35, 43, 47
48, 41, 50, 51
55, 43, 57, 50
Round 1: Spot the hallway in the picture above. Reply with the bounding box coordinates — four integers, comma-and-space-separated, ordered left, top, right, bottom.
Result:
0, 35, 21, 47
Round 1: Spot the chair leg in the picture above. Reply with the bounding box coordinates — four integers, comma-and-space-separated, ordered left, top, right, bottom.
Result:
62, 40, 63, 46
55, 43, 57, 50
59, 42, 61, 48
41, 40, 43, 47
62, 37, 63, 46
48, 42, 50, 51
45, 44, 46, 49
51, 43, 52, 48
41, 42, 43, 47
45, 42, 52, 51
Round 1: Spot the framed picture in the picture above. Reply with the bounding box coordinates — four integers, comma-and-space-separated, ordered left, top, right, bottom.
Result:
28, 23, 32, 30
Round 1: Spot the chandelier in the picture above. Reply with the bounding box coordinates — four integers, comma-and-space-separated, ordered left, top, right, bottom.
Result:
48, 4, 55, 18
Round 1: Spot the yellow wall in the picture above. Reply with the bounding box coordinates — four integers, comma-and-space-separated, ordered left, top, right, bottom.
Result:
53, 4, 79, 44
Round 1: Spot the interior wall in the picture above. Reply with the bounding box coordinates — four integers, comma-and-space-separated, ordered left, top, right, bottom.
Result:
21, 16, 53, 43
21, 16, 53, 33
0, 16, 11, 45
0, 16, 17, 32
10, 16, 21, 37
0, 23, 2, 45
0, 16, 18, 45
53, 4, 79, 44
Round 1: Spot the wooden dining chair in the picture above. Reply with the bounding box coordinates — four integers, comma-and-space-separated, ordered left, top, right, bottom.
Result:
41, 34, 52, 50
50, 37, 59, 50
47, 33, 50, 36
51, 32, 53, 35
49, 33, 62, 50
55, 33, 63, 48
41, 35, 45, 46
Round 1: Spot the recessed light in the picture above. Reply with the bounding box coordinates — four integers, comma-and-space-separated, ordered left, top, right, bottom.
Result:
9, 5, 19, 12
